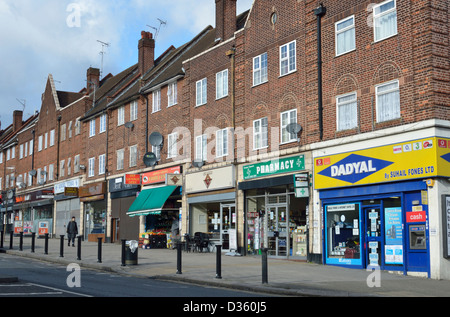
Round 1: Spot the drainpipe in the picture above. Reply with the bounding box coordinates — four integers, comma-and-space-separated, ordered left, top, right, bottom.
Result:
314, 4, 326, 141
56, 115, 62, 180
226, 46, 239, 253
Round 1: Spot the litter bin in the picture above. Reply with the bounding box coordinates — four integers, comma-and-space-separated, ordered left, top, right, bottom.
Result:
125, 240, 138, 265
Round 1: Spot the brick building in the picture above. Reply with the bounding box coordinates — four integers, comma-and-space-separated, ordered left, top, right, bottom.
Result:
1, 0, 449, 279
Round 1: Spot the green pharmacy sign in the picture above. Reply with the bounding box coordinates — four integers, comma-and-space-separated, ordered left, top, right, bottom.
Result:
243, 155, 305, 180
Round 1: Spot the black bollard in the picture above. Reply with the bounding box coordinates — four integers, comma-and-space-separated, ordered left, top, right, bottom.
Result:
31, 232, 35, 253
121, 239, 126, 266
60, 235, 65, 257
19, 232, 23, 251
97, 237, 102, 263
216, 245, 222, 279
44, 233, 49, 255
77, 236, 82, 260
9, 231, 13, 250
176, 242, 182, 274
262, 248, 268, 284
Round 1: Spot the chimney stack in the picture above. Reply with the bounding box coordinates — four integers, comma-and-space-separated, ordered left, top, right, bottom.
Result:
86, 67, 100, 95
13, 110, 23, 132
215, 0, 237, 41
138, 31, 155, 76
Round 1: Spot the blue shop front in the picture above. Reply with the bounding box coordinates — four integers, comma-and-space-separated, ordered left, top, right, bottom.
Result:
314, 137, 450, 277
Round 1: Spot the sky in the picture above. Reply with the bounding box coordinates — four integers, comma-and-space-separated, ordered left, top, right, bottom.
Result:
0, 0, 253, 129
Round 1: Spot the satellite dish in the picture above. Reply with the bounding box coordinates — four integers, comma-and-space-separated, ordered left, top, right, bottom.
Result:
192, 159, 205, 168
285, 123, 302, 142
149, 132, 163, 147
124, 122, 134, 129
143, 152, 157, 167
29, 170, 37, 176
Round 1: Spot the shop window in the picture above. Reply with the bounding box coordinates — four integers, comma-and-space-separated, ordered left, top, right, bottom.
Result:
325, 203, 361, 265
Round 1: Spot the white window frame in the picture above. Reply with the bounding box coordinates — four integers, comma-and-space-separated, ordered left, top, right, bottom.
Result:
152, 89, 161, 113
44, 132, 48, 149
336, 92, 358, 131
49, 164, 54, 181
195, 134, 207, 161
280, 109, 298, 144
74, 155, 80, 174
19, 144, 24, 159
50, 129, 55, 146
375, 79, 400, 123
88, 157, 95, 177
253, 117, 268, 150
38, 136, 43, 152
216, 128, 228, 158
29, 140, 33, 155
253, 52, 268, 86
335, 15, 356, 56
117, 149, 124, 170
75, 117, 81, 135
129, 145, 138, 167
279, 40, 296, 76
216, 69, 228, 100
60, 160, 65, 178
89, 119, 96, 137
130, 101, 138, 121
167, 132, 178, 159
118, 106, 125, 126
11, 146, 15, 159
167, 82, 178, 107
373, 0, 397, 42
60, 124, 66, 141
196, 78, 207, 106
99, 154, 106, 175
99, 114, 107, 133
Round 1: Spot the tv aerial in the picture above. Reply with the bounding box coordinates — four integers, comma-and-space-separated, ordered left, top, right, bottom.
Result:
147, 18, 167, 40
97, 40, 110, 79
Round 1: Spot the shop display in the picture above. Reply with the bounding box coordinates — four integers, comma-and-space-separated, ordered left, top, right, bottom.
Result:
139, 231, 170, 249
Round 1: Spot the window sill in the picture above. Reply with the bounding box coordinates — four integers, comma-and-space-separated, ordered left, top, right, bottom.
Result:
252, 80, 268, 88
279, 69, 297, 79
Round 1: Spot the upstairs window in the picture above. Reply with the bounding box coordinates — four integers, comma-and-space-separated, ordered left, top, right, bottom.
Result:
253, 53, 268, 86
376, 80, 400, 122
167, 82, 178, 107
89, 119, 96, 137
216, 70, 228, 99
118, 106, 125, 126
130, 101, 138, 121
337, 92, 358, 131
196, 78, 207, 106
280, 40, 296, 76
253, 117, 268, 150
335, 16, 355, 56
152, 89, 161, 112
373, 0, 397, 42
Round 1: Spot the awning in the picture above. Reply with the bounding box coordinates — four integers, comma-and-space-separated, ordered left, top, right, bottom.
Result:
127, 185, 178, 217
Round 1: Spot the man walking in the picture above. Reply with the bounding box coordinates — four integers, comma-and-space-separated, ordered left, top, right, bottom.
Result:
67, 217, 78, 247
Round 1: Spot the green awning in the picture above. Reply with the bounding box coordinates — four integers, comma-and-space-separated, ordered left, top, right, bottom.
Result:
127, 185, 177, 217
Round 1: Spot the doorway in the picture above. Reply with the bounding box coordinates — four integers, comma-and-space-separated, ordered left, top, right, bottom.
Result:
266, 205, 288, 256
364, 206, 383, 267
220, 204, 236, 251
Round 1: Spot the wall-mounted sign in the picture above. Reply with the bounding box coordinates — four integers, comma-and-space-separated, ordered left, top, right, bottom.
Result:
64, 187, 79, 197
125, 174, 141, 185
142, 166, 181, 185
243, 155, 305, 180
315, 137, 450, 190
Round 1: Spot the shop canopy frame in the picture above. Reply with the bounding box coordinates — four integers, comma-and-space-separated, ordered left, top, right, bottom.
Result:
127, 185, 178, 217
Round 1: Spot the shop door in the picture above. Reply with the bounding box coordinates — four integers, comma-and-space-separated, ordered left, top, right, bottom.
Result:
267, 206, 288, 257
220, 204, 236, 251
364, 207, 383, 267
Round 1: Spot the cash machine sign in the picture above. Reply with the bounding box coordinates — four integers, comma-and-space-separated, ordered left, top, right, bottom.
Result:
318, 154, 393, 184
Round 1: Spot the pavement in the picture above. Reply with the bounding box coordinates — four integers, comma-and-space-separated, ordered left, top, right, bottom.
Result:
1, 236, 450, 297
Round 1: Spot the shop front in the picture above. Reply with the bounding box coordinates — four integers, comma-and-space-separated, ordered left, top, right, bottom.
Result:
239, 155, 310, 258
13, 189, 54, 237
186, 165, 236, 252
79, 181, 107, 242
54, 179, 81, 238
109, 176, 140, 243
314, 136, 450, 278
126, 166, 182, 248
